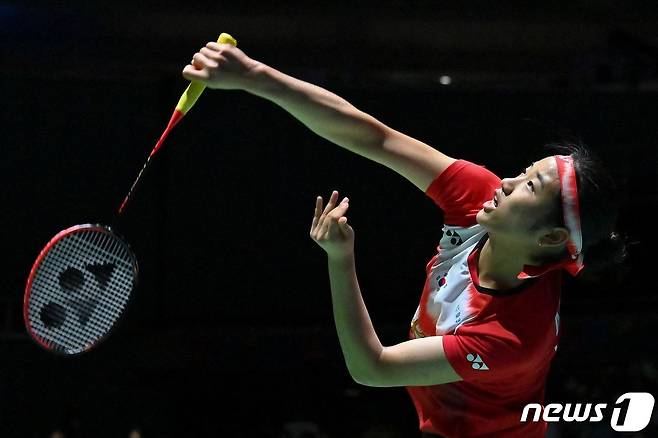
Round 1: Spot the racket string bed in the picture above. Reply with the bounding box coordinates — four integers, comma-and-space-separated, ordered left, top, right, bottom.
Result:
26, 227, 137, 354
30, 234, 118, 350
30, 233, 132, 351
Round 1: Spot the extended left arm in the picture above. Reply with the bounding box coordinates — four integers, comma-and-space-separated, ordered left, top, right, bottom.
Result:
311, 191, 463, 387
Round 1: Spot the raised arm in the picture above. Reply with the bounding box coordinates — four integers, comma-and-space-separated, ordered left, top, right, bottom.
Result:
183, 42, 456, 191
310, 191, 462, 387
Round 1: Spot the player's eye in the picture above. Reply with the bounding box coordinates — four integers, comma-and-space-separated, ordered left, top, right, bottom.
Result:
527, 180, 535, 192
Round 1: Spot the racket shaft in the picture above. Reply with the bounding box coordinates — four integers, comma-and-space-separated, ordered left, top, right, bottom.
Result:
118, 127, 170, 214
117, 33, 237, 215
118, 154, 154, 215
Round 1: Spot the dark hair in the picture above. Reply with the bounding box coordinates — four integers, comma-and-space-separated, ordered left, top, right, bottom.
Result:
542, 140, 629, 276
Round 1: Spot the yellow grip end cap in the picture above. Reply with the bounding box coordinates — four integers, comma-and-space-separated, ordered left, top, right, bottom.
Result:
217, 33, 237, 46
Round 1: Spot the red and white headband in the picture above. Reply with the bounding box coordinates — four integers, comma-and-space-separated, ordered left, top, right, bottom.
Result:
555, 154, 584, 276
518, 155, 585, 278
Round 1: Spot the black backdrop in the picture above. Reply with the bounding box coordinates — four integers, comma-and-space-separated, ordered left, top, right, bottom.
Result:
2, 3, 657, 437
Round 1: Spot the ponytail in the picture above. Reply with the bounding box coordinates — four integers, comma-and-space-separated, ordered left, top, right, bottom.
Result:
582, 231, 629, 271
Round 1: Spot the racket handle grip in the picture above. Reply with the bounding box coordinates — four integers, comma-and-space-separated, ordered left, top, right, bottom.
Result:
175, 33, 237, 115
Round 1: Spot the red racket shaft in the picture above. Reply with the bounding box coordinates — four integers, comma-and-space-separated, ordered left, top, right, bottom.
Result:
117, 110, 183, 215
117, 33, 237, 215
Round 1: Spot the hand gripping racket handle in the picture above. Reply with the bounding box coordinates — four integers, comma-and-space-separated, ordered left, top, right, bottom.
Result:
150, 32, 238, 157
174, 33, 238, 120
117, 33, 237, 215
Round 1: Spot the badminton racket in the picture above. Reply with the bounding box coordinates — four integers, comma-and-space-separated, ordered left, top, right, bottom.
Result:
23, 33, 238, 355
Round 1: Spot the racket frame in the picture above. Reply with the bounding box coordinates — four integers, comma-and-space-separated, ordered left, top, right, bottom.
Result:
24, 223, 139, 355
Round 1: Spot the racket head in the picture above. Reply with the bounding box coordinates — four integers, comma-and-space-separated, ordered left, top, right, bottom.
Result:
24, 224, 138, 355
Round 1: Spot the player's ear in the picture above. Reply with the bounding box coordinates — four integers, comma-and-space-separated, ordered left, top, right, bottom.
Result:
539, 227, 569, 247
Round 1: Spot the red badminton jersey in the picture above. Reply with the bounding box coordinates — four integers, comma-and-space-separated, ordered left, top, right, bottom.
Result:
406, 160, 562, 438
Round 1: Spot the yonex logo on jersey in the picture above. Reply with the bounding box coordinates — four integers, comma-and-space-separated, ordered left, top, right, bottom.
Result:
466, 353, 489, 370
445, 229, 463, 246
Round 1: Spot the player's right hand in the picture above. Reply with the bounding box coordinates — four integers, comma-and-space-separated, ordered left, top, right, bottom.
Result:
182, 42, 261, 90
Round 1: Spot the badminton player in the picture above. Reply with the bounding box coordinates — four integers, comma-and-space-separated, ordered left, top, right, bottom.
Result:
182, 42, 626, 438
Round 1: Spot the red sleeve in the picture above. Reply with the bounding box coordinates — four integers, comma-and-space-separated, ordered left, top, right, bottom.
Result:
441, 320, 530, 383
425, 160, 501, 227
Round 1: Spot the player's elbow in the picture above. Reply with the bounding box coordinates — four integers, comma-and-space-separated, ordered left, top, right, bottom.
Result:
346, 363, 390, 387
349, 370, 383, 387
346, 363, 369, 386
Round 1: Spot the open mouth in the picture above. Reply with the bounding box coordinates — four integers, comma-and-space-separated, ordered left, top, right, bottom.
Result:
493, 189, 502, 208
482, 191, 501, 212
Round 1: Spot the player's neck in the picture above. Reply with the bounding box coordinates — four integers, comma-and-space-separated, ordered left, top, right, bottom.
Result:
477, 235, 534, 289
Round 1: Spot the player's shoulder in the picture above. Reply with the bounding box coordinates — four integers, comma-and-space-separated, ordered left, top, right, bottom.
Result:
425, 160, 501, 227
428, 159, 501, 190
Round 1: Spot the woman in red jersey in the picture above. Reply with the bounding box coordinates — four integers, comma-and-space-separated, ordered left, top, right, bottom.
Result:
183, 41, 626, 438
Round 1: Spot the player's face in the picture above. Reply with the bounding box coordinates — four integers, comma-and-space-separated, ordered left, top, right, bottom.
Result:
476, 156, 562, 244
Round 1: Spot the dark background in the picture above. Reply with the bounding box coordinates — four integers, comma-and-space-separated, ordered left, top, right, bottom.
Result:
1, 2, 657, 437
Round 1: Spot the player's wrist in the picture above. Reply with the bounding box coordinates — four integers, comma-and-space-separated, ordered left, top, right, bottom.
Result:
242, 62, 271, 93
244, 63, 288, 99
327, 251, 355, 265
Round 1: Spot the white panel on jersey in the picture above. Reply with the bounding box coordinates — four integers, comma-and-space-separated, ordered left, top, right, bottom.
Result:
428, 224, 487, 336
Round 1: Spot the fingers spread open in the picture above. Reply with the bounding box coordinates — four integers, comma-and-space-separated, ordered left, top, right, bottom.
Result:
316, 191, 336, 235
310, 196, 323, 235
311, 192, 353, 242
324, 198, 349, 225
314, 196, 323, 219
322, 191, 339, 216
332, 197, 349, 215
